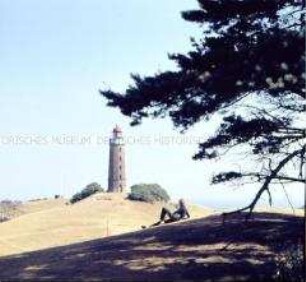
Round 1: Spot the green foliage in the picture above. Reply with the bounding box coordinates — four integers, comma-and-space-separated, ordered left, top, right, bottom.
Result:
128, 184, 170, 203
101, 0, 305, 213
273, 241, 304, 282
70, 182, 104, 204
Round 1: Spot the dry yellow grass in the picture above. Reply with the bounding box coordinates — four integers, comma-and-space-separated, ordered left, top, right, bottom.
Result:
0, 193, 212, 257
253, 206, 304, 216
18, 198, 67, 214
0, 212, 303, 281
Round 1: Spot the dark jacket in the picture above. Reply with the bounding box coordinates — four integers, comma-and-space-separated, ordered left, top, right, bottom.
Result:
172, 206, 190, 220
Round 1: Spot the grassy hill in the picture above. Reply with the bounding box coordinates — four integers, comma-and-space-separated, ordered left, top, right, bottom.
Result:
0, 212, 303, 281
0, 193, 212, 257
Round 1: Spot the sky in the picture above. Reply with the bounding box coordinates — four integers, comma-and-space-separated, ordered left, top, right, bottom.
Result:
0, 0, 304, 209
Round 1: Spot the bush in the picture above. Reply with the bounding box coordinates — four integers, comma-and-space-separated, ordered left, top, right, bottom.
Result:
0, 200, 22, 222
128, 184, 170, 203
70, 182, 104, 204
273, 241, 304, 282
29, 198, 48, 202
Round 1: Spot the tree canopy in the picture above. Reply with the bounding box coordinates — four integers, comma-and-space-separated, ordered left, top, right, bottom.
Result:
70, 182, 104, 204
101, 0, 305, 214
128, 184, 170, 203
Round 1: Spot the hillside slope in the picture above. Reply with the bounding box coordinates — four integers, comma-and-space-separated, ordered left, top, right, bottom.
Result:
0, 212, 303, 281
0, 193, 212, 257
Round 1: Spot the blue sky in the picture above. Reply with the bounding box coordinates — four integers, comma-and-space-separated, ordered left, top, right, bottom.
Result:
0, 0, 303, 209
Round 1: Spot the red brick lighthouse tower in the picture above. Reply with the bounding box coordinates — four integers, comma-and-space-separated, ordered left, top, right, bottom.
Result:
107, 125, 126, 193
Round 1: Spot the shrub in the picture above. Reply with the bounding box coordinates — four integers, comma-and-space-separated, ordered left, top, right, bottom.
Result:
128, 184, 170, 203
0, 200, 22, 222
29, 198, 47, 202
70, 182, 104, 204
273, 241, 304, 282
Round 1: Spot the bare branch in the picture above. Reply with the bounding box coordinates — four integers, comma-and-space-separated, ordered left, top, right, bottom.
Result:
222, 146, 305, 222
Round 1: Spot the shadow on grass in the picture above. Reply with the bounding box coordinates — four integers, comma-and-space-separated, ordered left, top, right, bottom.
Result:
0, 212, 304, 281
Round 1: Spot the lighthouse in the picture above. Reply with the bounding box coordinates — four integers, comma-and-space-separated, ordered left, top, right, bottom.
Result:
107, 125, 126, 193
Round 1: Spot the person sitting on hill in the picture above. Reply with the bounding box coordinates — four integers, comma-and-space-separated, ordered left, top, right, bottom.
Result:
149, 199, 190, 227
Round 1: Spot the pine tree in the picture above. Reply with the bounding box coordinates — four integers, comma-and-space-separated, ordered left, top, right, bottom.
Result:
101, 0, 305, 215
